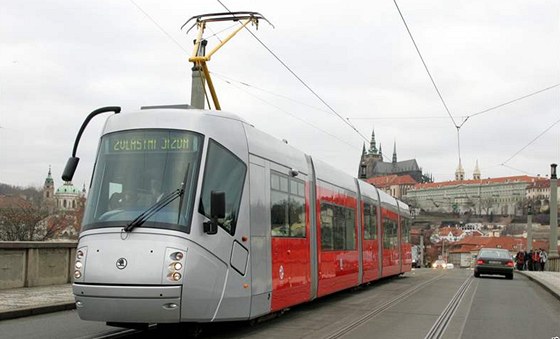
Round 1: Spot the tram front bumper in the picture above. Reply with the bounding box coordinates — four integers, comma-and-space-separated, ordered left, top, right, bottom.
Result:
73, 284, 182, 323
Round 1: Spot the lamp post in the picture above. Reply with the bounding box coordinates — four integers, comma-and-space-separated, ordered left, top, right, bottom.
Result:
549, 164, 558, 257
527, 204, 533, 252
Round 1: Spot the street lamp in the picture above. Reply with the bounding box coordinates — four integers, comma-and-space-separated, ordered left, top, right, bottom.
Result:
549, 164, 558, 257
527, 204, 533, 252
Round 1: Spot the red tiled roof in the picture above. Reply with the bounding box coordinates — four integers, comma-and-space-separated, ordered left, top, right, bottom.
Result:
526, 179, 550, 189
449, 236, 558, 253
366, 174, 417, 188
438, 226, 463, 237
412, 175, 539, 190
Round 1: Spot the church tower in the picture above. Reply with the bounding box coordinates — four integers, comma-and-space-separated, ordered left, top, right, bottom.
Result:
455, 160, 465, 181
43, 166, 56, 213
369, 129, 378, 154
392, 141, 397, 164
473, 160, 481, 180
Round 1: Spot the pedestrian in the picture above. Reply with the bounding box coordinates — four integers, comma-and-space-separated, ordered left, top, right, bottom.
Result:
524, 250, 529, 271
515, 251, 525, 270
540, 248, 548, 271
532, 249, 541, 271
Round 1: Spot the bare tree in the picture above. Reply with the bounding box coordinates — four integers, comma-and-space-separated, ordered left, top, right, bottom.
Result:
480, 197, 494, 216
0, 205, 48, 241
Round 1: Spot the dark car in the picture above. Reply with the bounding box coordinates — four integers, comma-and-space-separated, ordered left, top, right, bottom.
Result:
474, 248, 514, 279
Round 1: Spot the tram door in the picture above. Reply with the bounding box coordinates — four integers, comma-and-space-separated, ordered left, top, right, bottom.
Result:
362, 200, 379, 282
381, 209, 400, 277
269, 168, 310, 311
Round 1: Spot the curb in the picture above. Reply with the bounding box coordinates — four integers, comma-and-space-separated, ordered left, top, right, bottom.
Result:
0, 302, 76, 321
517, 271, 560, 302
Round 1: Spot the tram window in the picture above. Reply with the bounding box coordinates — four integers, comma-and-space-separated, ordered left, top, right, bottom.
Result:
270, 172, 306, 238
401, 218, 410, 243
383, 218, 397, 249
364, 202, 377, 240
199, 139, 246, 235
320, 202, 355, 251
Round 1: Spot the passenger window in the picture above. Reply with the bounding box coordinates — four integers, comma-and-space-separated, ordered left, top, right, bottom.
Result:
199, 139, 246, 235
270, 172, 306, 238
383, 218, 397, 249
364, 202, 377, 240
320, 202, 355, 251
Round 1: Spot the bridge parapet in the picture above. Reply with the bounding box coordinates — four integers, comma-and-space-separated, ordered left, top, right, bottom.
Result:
0, 241, 77, 290
547, 256, 560, 272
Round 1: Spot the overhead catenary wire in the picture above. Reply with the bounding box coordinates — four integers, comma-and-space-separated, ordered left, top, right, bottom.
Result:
216, 0, 370, 144
128, 0, 189, 54
501, 117, 560, 166
392, 0, 458, 129
124, 0, 374, 158
219, 77, 359, 150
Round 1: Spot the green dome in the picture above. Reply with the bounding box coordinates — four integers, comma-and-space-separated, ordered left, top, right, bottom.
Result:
56, 181, 81, 195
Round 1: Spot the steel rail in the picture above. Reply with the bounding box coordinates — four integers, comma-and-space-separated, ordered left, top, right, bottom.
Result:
324, 273, 446, 339
424, 275, 474, 339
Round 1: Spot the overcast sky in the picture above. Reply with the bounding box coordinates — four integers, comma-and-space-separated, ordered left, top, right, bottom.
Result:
1, 0, 559, 191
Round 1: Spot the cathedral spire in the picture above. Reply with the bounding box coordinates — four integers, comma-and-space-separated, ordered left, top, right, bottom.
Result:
473, 160, 481, 180
392, 141, 397, 163
369, 128, 378, 154
362, 143, 367, 156
455, 159, 465, 181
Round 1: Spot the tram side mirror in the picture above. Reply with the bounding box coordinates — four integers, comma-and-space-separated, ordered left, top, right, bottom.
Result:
203, 191, 225, 235
62, 157, 80, 181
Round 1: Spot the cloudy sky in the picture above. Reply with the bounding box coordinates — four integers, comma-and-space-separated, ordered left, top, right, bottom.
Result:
1, 0, 559, 191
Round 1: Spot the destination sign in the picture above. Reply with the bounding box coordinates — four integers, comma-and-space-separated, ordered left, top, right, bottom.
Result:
105, 132, 200, 153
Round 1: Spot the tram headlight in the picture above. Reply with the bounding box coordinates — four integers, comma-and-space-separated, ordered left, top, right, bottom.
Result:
169, 262, 182, 271
165, 248, 186, 283
170, 251, 184, 261
74, 247, 87, 281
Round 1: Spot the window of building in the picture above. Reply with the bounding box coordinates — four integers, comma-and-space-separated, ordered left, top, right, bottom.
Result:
270, 171, 306, 237
320, 202, 355, 251
199, 139, 246, 235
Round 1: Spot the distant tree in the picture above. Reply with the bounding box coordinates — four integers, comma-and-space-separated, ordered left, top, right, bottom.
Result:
480, 197, 494, 216
0, 205, 48, 241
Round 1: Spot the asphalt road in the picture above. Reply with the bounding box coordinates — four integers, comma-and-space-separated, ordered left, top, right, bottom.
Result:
1, 269, 558, 339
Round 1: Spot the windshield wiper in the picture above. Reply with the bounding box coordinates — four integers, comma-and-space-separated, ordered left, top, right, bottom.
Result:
123, 187, 184, 232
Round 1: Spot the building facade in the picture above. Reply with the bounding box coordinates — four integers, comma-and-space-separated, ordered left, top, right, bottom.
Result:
404, 175, 540, 216
365, 174, 417, 199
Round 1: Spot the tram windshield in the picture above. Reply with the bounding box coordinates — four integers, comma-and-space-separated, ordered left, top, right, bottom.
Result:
82, 129, 203, 233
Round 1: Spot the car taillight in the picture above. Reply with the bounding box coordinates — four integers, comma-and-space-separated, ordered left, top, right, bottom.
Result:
506, 261, 514, 267
476, 259, 484, 265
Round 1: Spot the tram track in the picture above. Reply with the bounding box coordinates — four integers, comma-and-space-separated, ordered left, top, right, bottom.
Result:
423, 275, 474, 339
323, 272, 446, 339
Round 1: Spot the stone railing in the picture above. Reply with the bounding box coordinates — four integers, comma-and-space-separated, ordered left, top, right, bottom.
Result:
546, 256, 560, 272
0, 241, 77, 290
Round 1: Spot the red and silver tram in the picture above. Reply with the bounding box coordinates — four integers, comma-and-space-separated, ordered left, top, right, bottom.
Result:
63, 105, 412, 327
